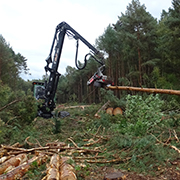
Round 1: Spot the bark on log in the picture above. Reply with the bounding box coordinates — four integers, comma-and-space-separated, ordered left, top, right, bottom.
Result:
0, 153, 27, 175
46, 142, 66, 148
60, 157, 77, 180
113, 107, 123, 115
107, 85, 180, 96
0, 156, 38, 180
0, 156, 9, 164
104, 172, 126, 180
60, 105, 90, 110
47, 154, 60, 180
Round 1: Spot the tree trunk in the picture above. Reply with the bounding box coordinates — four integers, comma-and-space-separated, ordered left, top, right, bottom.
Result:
107, 85, 180, 96
137, 28, 142, 86
47, 154, 60, 180
0, 154, 27, 175
59, 157, 77, 180
0, 156, 38, 180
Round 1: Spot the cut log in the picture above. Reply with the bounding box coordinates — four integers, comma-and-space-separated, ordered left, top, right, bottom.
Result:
113, 107, 123, 116
0, 156, 38, 180
46, 142, 66, 147
61, 105, 90, 110
107, 85, 180, 96
0, 153, 27, 175
60, 157, 77, 180
95, 101, 110, 118
104, 172, 126, 180
106, 107, 113, 115
47, 154, 60, 180
0, 156, 9, 164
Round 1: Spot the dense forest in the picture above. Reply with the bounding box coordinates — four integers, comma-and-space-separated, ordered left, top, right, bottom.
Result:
0, 0, 180, 121
57, 0, 180, 104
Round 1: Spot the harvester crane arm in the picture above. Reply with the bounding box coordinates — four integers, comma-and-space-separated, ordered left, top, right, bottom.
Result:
38, 21, 105, 118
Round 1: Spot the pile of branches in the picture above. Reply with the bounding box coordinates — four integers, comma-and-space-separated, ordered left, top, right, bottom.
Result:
0, 127, 117, 180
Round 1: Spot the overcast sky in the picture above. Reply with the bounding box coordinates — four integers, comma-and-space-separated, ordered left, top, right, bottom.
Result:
1, 0, 172, 80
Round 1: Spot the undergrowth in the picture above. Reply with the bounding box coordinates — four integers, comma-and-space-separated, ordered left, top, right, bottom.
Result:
0, 94, 180, 178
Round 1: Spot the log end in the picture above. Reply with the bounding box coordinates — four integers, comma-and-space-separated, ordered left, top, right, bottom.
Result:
113, 107, 123, 116
106, 107, 114, 115
106, 107, 123, 116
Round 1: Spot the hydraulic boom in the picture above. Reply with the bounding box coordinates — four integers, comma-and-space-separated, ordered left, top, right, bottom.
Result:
36, 22, 112, 118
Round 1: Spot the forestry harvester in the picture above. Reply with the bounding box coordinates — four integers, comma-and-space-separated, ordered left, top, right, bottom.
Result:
32, 21, 113, 118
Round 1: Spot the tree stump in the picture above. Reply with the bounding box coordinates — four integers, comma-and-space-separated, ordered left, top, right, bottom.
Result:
104, 172, 126, 180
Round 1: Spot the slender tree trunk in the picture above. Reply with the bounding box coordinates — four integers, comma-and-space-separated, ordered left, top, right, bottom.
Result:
93, 85, 95, 103
137, 47, 142, 86
0, 58, 1, 81
137, 29, 142, 86
88, 86, 92, 104
115, 55, 118, 97
80, 77, 82, 103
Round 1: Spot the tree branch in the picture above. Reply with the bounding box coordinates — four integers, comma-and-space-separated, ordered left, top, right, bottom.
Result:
0, 99, 20, 112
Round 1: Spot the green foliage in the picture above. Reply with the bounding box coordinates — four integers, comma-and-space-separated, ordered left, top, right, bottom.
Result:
0, 82, 37, 125
52, 116, 61, 134
125, 94, 164, 136
100, 88, 126, 107
0, 35, 29, 89
0, 81, 12, 107
12, 92, 37, 125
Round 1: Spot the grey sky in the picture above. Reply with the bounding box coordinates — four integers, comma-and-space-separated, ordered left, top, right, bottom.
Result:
0, 0, 172, 80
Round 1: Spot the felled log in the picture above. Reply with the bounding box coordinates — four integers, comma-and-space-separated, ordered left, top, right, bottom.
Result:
95, 101, 110, 118
46, 142, 66, 148
2, 145, 49, 153
113, 107, 123, 115
0, 156, 38, 180
84, 138, 101, 147
107, 85, 180, 96
106, 107, 114, 115
106, 107, 123, 116
0, 153, 27, 175
47, 154, 60, 180
60, 157, 77, 180
104, 172, 126, 180
61, 105, 90, 110
0, 156, 10, 164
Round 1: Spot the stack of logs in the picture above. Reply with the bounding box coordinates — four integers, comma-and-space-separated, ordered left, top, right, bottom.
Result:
0, 125, 127, 180
0, 146, 76, 180
0, 133, 126, 180
106, 107, 123, 116
0, 140, 79, 180
46, 155, 76, 180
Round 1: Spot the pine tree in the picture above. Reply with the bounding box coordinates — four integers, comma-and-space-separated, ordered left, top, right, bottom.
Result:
114, 0, 158, 87
156, 0, 180, 89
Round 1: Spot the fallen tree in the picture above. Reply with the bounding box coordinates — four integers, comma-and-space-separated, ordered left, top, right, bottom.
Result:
107, 85, 180, 96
